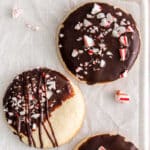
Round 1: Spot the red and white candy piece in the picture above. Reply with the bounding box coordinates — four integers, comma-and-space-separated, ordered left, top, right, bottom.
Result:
119, 48, 127, 61
12, 6, 23, 19
115, 90, 130, 103
91, 3, 102, 15
98, 146, 106, 150
119, 35, 128, 46
126, 26, 134, 32
120, 70, 128, 78
84, 35, 95, 47
88, 49, 94, 55
83, 19, 92, 27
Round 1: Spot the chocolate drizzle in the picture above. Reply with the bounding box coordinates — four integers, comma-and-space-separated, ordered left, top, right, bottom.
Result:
78, 134, 138, 150
3, 68, 74, 148
58, 2, 140, 84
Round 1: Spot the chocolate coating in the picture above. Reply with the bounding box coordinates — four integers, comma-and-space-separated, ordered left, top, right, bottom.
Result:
3, 68, 74, 148
78, 134, 138, 150
58, 2, 140, 84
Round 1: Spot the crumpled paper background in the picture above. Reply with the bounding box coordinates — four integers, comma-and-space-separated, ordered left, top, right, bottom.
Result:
0, 0, 142, 149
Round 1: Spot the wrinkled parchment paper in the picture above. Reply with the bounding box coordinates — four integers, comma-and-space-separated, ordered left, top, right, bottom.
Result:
0, 0, 141, 149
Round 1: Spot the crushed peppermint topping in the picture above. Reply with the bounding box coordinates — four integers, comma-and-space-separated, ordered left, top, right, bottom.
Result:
98, 146, 106, 150
74, 22, 83, 30
97, 13, 105, 19
119, 35, 128, 46
83, 19, 92, 27
100, 59, 106, 68
84, 35, 95, 47
75, 67, 83, 73
87, 14, 94, 18
91, 3, 102, 15
12, 6, 23, 19
112, 24, 126, 38
116, 12, 123, 16
59, 2, 137, 82
72, 49, 78, 57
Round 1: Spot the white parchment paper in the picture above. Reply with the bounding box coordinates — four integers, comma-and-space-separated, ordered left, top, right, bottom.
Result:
0, 0, 142, 149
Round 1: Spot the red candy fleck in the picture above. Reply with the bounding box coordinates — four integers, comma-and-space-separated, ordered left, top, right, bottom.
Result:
115, 90, 130, 103
88, 49, 94, 55
119, 48, 127, 61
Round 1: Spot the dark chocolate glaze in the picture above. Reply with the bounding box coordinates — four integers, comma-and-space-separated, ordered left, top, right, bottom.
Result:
58, 2, 140, 84
3, 68, 74, 148
78, 134, 138, 150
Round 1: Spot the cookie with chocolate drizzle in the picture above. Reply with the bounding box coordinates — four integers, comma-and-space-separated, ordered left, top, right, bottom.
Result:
3, 68, 85, 148
58, 2, 140, 84
74, 134, 138, 150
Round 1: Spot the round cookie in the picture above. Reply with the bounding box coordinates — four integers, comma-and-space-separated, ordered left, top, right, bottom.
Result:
74, 134, 138, 150
58, 2, 140, 85
3, 68, 85, 148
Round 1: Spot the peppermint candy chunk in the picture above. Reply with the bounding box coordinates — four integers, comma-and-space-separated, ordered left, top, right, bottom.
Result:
112, 25, 126, 38
84, 35, 95, 47
83, 19, 92, 27
74, 22, 83, 30
120, 70, 128, 78
88, 49, 94, 55
91, 3, 102, 15
75, 67, 83, 73
12, 6, 23, 19
72, 49, 78, 57
100, 59, 106, 68
119, 35, 128, 46
126, 26, 134, 32
98, 146, 106, 150
115, 90, 130, 103
119, 48, 127, 61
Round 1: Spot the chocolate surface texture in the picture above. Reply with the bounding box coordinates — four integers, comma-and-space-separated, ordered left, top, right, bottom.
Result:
78, 134, 138, 150
3, 68, 74, 148
58, 2, 140, 84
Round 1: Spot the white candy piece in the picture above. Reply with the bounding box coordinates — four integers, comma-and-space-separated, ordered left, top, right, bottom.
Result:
75, 67, 83, 73
31, 113, 40, 119
120, 70, 128, 78
72, 49, 78, 57
112, 25, 126, 38
100, 59, 106, 68
91, 3, 102, 15
98, 146, 106, 150
115, 90, 130, 103
83, 19, 92, 27
8, 119, 12, 124
119, 35, 128, 46
32, 123, 37, 130
46, 91, 53, 99
97, 13, 105, 19
87, 14, 94, 18
84, 35, 95, 47
74, 22, 83, 30
12, 6, 23, 19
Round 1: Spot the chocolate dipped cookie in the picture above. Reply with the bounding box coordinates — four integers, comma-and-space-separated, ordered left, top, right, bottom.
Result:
58, 2, 140, 84
74, 134, 138, 150
3, 68, 85, 148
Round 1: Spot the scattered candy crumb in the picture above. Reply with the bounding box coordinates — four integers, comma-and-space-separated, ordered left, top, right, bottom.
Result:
115, 90, 130, 103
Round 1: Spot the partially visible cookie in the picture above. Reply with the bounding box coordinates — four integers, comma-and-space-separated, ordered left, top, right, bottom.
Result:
74, 134, 138, 150
3, 68, 85, 148
58, 2, 140, 84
